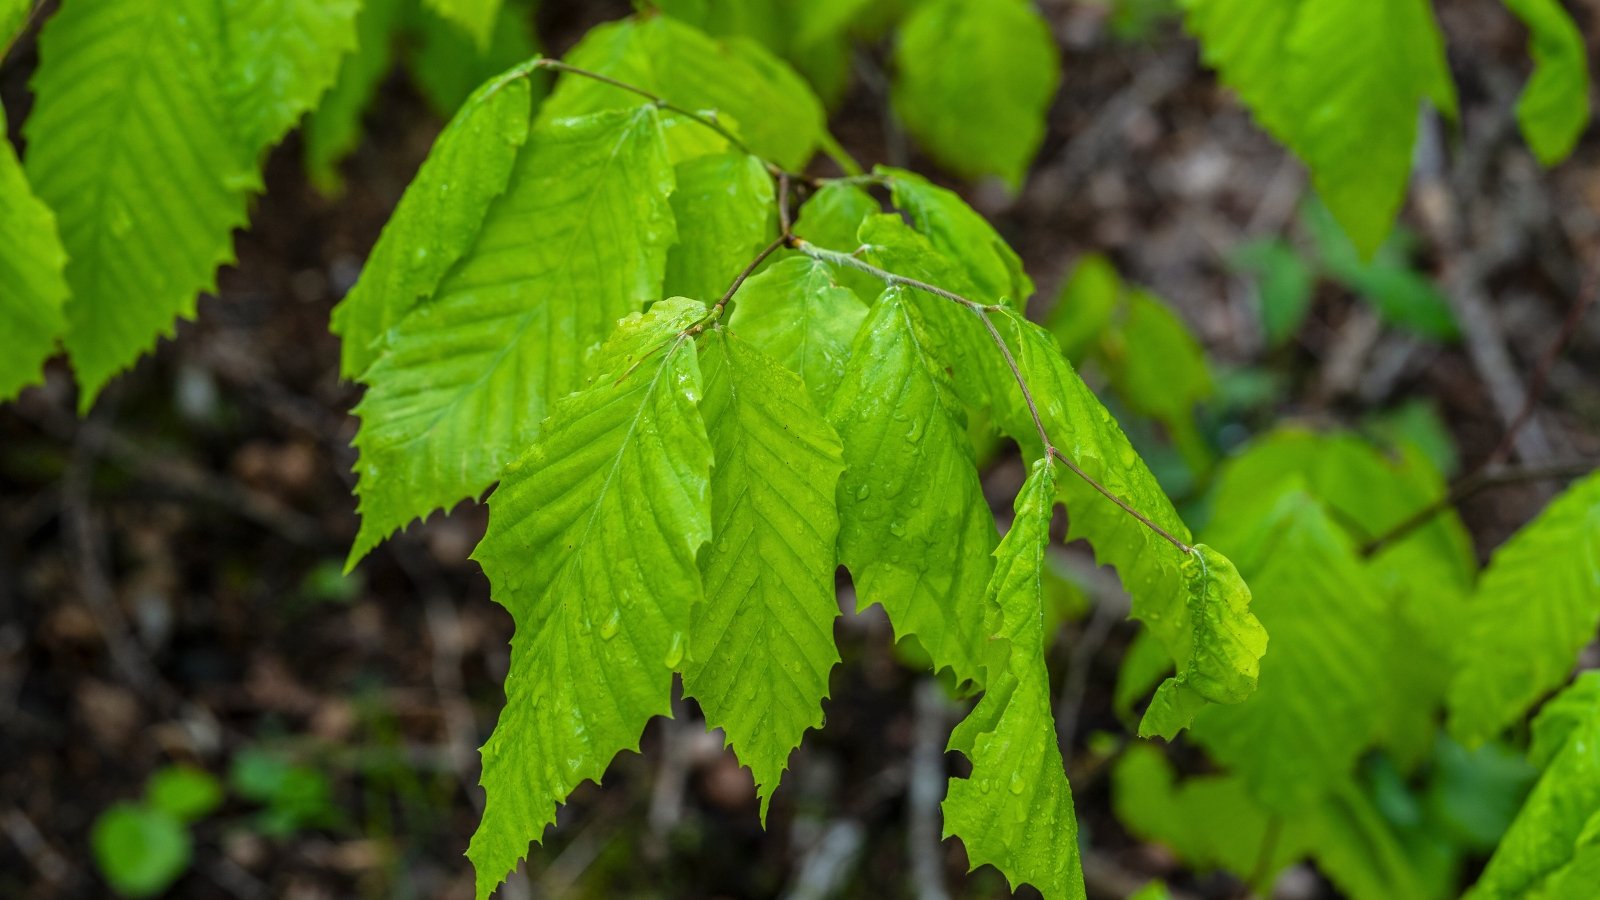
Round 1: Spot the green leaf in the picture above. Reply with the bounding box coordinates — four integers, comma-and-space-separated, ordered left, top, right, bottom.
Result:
0, 100, 68, 402
332, 64, 535, 379
145, 766, 223, 824
1229, 238, 1315, 347
1504, 0, 1592, 166
220, 0, 361, 151
25, 0, 256, 410
304, 0, 405, 193
1449, 470, 1600, 746
541, 13, 827, 171
891, 0, 1060, 187
1304, 201, 1457, 340
986, 309, 1264, 736
664, 152, 775, 300
1191, 488, 1389, 811
944, 461, 1087, 900
1182, 0, 1456, 256
469, 299, 712, 900
1046, 254, 1120, 361
1096, 288, 1214, 469
408, 0, 544, 118
686, 329, 844, 821
791, 181, 883, 302
1, 0, 29, 45
347, 106, 675, 565
880, 165, 1034, 305
91, 803, 191, 898
1469, 673, 1600, 899
423, 0, 501, 49
726, 256, 866, 408
828, 287, 997, 687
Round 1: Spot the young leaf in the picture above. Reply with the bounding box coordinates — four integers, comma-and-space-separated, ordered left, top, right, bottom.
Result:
944, 461, 1087, 900
468, 299, 712, 900
663, 153, 775, 301
25, 0, 256, 409
987, 309, 1265, 735
0, 100, 69, 402
1190, 489, 1389, 811
891, 0, 1060, 187
1449, 470, 1600, 746
304, 0, 405, 192
1182, 0, 1456, 256
423, 0, 501, 49
828, 287, 997, 688
1096, 288, 1214, 470
686, 329, 845, 821
220, 0, 361, 152
541, 14, 827, 171
791, 181, 884, 302
408, 0, 543, 117
1469, 673, 1600, 899
332, 64, 535, 379
880, 166, 1034, 306
1046, 254, 1120, 361
347, 106, 675, 565
1229, 238, 1315, 347
726, 256, 866, 408
1503, 0, 1592, 166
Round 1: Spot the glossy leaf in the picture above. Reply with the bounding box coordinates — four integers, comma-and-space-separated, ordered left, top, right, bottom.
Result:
469, 299, 712, 900
727, 256, 866, 408
664, 152, 775, 301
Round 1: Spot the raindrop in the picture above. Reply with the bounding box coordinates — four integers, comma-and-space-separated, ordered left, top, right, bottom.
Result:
663, 633, 685, 668
599, 609, 621, 641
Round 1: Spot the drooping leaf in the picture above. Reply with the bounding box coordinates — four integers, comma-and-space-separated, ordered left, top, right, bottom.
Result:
348, 106, 675, 565
304, 0, 405, 193
1503, 0, 1592, 166
726, 256, 866, 408
0, 99, 68, 402
944, 461, 1086, 900
828, 287, 996, 687
25, 0, 257, 409
664, 152, 775, 301
891, 0, 1060, 187
1182, 0, 1457, 256
1469, 673, 1600, 899
686, 329, 844, 820
332, 64, 535, 379
880, 165, 1034, 305
1191, 488, 1389, 811
220, 0, 361, 152
987, 308, 1265, 736
1449, 470, 1600, 746
468, 299, 712, 900
541, 13, 827, 171
423, 0, 501, 49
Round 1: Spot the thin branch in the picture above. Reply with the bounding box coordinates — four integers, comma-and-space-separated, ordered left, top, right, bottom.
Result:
0, 0, 48, 67
1361, 458, 1598, 556
1484, 269, 1597, 467
793, 239, 1002, 312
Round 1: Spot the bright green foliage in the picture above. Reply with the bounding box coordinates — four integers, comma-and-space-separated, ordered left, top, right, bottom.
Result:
469, 300, 712, 900
409, 0, 542, 117
347, 106, 675, 565
424, 0, 501, 49
1098, 290, 1213, 430
986, 309, 1264, 737
304, 0, 405, 192
1449, 471, 1600, 746
221, 0, 360, 152
1191, 488, 1388, 811
1470, 674, 1600, 899
1115, 745, 1437, 899
664, 153, 775, 300
943, 462, 1086, 900
828, 288, 997, 687
790, 181, 882, 302
24, 0, 356, 410
891, 0, 1060, 187
880, 166, 1034, 306
332, 64, 534, 379
1182, 0, 1457, 256
1047, 255, 1120, 360
92, 803, 191, 898
727, 256, 866, 408
1, 0, 28, 43
542, 13, 827, 171
686, 330, 845, 821
146, 766, 223, 823
1503, 0, 1592, 166
25, 0, 256, 410
651, 0, 870, 105
0, 100, 68, 402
